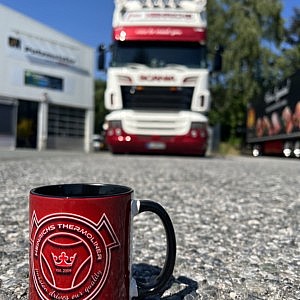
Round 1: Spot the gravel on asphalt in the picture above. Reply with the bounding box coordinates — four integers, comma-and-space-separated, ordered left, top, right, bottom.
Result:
0, 150, 299, 300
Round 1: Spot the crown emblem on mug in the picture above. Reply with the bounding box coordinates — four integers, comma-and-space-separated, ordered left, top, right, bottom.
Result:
52, 251, 77, 268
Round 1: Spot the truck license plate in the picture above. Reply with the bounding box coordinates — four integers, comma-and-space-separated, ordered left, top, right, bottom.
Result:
146, 142, 166, 150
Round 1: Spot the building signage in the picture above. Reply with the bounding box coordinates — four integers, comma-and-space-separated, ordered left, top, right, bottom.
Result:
24, 70, 64, 91
6, 31, 89, 74
24, 45, 76, 66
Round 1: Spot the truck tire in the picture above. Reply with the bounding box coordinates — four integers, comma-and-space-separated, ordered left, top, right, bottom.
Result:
252, 144, 262, 157
294, 141, 300, 158
283, 142, 293, 157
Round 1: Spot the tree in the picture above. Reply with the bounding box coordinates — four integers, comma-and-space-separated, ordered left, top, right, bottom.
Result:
94, 80, 107, 133
277, 7, 300, 77
285, 7, 300, 45
207, 0, 284, 141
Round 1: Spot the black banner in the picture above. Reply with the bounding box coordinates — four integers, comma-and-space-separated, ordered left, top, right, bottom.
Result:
247, 71, 300, 142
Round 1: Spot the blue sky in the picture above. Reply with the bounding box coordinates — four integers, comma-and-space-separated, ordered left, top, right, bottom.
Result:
0, 0, 299, 79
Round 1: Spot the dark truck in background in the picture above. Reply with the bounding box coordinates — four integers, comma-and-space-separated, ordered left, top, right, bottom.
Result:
247, 70, 300, 157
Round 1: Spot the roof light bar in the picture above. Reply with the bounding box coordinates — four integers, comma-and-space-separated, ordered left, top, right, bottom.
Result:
115, 0, 207, 10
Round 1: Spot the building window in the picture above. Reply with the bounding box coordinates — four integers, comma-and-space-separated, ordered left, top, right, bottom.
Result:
0, 103, 15, 135
48, 105, 85, 137
24, 70, 63, 91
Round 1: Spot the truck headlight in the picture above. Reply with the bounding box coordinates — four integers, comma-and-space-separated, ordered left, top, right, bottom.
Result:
190, 122, 207, 138
107, 120, 122, 136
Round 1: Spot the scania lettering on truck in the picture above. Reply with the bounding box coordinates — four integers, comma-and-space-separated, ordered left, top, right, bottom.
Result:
247, 70, 300, 158
99, 0, 210, 155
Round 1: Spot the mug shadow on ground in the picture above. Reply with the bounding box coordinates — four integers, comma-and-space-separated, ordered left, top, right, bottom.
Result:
133, 263, 198, 299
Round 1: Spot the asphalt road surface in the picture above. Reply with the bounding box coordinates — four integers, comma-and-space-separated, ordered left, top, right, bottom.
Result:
0, 150, 299, 299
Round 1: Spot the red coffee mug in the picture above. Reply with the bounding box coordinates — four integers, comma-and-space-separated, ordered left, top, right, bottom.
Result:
29, 183, 176, 300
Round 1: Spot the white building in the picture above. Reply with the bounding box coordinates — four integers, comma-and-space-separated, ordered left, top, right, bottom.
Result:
0, 4, 94, 152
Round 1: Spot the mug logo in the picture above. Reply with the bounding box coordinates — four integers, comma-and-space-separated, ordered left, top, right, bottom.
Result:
52, 251, 77, 268
30, 212, 120, 300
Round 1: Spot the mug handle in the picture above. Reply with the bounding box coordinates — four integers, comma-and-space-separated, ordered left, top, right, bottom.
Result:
133, 200, 176, 299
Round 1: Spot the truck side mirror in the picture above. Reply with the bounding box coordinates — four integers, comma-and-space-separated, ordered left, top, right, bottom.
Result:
213, 45, 223, 72
98, 44, 106, 70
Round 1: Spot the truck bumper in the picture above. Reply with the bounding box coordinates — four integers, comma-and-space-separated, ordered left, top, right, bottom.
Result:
106, 133, 207, 156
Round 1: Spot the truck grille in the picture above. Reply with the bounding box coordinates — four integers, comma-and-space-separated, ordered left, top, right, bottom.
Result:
121, 86, 193, 110
122, 111, 190, 136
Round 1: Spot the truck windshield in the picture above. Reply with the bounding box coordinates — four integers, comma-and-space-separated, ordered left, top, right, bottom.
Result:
110, 41, 207, 68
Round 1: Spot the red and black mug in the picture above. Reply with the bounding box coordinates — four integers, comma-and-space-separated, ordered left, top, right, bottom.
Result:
29, 183, 176, 299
